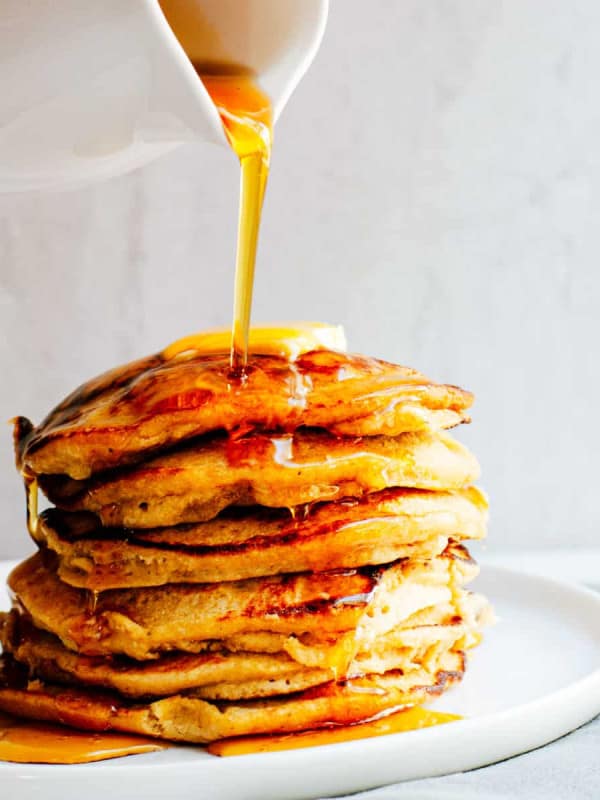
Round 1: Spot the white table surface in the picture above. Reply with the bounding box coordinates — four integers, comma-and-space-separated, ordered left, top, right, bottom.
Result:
331, 549, 600, 800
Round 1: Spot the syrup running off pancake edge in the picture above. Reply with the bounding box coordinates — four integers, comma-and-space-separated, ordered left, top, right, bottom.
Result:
0, 707, 459, 763
208, 706, 461, 756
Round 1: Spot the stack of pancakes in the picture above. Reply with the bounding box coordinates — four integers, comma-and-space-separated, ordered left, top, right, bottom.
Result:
0, 345, 491, 743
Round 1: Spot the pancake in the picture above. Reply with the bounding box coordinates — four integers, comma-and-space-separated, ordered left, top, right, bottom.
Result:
0, 648, 466, 743
39, 430, 480, 529
201, 587, 484, 673
37, 486, 488, 589
8, 546, 478, 661
1, 330, 492, 749
0, 592, 491, 700
0, 611, 334, 700
15, 349, 473, 480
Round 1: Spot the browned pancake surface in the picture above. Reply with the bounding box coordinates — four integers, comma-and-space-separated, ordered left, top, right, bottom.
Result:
39, 430, 480, 528
0, 649, 466, 743
16, 349, 473, 479
38, 487, 487, 588
1, 590, 491, 701
8, 548, 477, 660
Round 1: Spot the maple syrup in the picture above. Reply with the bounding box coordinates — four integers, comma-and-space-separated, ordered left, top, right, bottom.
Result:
157, 3, 273, 372
196, 64, 272, 373
0, 707, 458, 764
0, 712, 166, 764
207, 706, 460, 756
24, 474, 39, 542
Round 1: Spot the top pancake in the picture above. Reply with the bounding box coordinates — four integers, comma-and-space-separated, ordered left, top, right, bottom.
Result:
15, 349, 473, 479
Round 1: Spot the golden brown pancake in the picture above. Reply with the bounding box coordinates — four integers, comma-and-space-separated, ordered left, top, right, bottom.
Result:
8, 546, 478, 661
2, 337, 491, 744
36, 486, 487, 589
1, 591, 491, 701
15, 349, 473, 480
39, 430, 480, 528
0, 649, 466, 743
194, 585, 487, 674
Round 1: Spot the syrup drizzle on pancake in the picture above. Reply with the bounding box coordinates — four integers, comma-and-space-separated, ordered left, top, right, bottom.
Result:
24, 475, 38, 542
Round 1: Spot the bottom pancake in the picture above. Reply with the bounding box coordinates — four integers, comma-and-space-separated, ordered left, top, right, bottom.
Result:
0, 649, 466, 744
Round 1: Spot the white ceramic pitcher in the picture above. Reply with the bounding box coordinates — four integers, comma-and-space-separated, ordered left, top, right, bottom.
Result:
0, 0, 328, 192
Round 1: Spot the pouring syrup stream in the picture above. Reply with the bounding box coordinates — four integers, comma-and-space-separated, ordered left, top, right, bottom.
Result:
196, 63, 273, 374
157, 1, 273, 372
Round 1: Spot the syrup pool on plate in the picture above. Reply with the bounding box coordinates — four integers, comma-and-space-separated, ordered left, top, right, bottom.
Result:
0, 707, 459, 763
0, 712, 167, 764
208, 707, 461, 757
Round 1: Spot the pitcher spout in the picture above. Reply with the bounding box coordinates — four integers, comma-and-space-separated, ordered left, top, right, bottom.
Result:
0, 0, 328, 192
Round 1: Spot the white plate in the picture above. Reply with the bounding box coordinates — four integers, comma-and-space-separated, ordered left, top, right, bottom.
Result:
1, 561, 600, 800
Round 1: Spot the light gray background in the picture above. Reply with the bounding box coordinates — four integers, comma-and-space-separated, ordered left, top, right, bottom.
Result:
1, 0, 598, 559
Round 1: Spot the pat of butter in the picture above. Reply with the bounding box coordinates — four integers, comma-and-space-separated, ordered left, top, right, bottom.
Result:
163, 323, 347, 361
